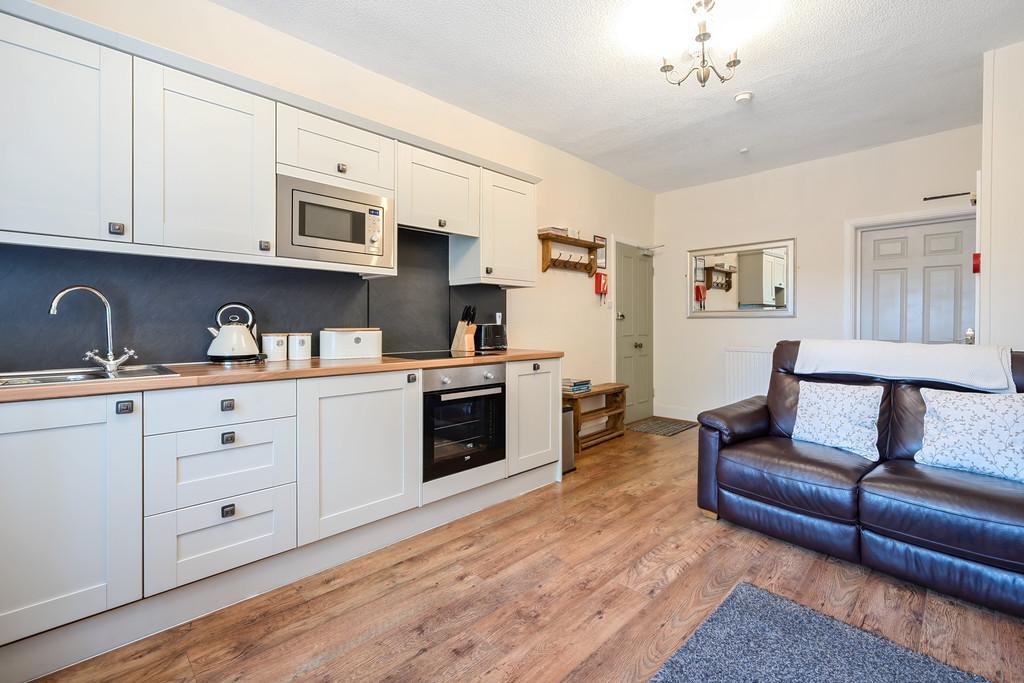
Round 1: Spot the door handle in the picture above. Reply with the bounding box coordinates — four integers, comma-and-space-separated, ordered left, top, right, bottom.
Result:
617, 313, 626, 320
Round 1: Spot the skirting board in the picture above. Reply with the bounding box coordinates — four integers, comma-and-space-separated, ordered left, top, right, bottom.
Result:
0, 462, 559, 683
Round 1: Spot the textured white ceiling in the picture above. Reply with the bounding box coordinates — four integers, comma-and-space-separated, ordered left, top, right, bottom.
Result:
213, 0, 1024, 192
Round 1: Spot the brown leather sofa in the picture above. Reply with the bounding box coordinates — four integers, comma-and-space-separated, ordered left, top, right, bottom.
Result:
697, 340, 1024, 617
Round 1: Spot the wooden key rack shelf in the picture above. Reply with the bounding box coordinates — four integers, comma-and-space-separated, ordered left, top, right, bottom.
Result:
539, 234, 600, 277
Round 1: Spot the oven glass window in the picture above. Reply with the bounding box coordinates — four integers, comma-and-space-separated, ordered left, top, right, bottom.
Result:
298, 201, 366, 244
424, 388, 504, 482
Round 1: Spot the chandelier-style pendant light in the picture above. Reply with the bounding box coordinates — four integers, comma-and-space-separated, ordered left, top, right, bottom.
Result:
660, 0, 741, 87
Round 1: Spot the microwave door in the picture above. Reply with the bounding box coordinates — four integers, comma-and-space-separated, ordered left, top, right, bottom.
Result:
291, 190, 373, 255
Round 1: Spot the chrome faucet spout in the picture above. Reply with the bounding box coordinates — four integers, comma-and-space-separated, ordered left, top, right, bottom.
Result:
49, 285, 136, 372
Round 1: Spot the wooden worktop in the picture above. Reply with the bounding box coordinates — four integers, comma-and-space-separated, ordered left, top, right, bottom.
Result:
0, 349, 564, 404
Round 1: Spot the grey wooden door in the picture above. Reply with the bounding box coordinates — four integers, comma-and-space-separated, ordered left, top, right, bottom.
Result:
616, 243, 654, 422
859, 220, 975, 343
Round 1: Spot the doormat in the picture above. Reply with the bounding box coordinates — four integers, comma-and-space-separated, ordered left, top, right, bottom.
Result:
650, 583, 986, 682
629, 417, 698, 437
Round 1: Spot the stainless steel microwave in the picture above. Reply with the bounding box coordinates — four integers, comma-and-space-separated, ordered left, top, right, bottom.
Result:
276, 174, 395, 269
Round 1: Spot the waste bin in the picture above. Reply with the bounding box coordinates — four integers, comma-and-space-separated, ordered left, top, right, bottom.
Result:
562, 405, 575, 474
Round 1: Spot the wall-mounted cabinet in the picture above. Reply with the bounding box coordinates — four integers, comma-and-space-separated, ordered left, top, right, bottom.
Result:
0, 394, 142, 646
396, 143, 480, 236
277, 104, 395, 190
133, 59, 275, 256
738, 252, 785, 307
450, 170, 537, 287
0, 14, 132, 243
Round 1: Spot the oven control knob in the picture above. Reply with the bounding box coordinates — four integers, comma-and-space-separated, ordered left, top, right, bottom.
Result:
370, 232, 380, 243
484, 371, 495, 380
441, 376, 452, 385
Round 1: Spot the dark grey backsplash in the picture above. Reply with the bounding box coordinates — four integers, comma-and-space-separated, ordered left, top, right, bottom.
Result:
0, 230, 505, 372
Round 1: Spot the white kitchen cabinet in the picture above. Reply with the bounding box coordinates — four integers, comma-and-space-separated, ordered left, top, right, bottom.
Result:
506, 359, 561, 475
297, 371, 421, 545
133, 59, 275, 255
277, 104, 395, 190
450, 169, 537, 286
0, 394, 142, 645
738, 252, 785, 307
396, 143, 480, 236
0, 13, 132, 243
144, 483, 296, 596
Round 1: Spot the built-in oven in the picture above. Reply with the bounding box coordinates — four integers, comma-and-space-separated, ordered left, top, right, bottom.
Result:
422, 364, 505, 483
276, 173, 395, 269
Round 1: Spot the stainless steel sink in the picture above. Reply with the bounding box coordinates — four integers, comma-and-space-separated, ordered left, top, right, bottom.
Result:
0, 364, 178, 387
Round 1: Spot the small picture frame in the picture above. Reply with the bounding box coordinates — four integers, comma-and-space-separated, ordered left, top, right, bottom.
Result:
694, 256, 706, 282
594, 235, 607, 269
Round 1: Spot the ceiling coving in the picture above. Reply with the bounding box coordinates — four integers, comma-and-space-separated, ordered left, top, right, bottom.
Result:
660, 0, 741, 88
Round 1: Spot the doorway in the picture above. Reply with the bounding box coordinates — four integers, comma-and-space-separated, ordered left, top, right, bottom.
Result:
616, 242, 654, 422
858, 217, 976, 343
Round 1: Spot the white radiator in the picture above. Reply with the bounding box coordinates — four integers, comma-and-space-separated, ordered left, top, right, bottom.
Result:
724, 348, 773, 403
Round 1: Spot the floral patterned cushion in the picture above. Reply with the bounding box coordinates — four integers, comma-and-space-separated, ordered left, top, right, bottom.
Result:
791, 381, 884, 461
917, 388, 1024, 483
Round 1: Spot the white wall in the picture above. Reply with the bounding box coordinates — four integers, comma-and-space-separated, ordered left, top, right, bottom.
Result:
33, 0, 654, 383
979, 41, 1024, 349
653, 126, 981, 419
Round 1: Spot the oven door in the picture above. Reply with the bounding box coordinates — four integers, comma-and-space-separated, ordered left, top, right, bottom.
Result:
423, 384, 505, 482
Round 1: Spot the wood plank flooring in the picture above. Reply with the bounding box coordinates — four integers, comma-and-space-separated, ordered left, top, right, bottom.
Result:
43, 429, 1024, 682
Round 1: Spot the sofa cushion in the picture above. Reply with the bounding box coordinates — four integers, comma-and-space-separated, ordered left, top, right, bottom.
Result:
860, 460, 1024, 573
717, 436, 876, 524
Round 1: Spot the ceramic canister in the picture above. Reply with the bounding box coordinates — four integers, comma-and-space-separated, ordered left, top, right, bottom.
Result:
262, 333, 288, 361
287, 332, 312, 361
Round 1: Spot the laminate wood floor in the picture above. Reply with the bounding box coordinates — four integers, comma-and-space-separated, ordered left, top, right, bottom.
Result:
44, 429, 1024, 682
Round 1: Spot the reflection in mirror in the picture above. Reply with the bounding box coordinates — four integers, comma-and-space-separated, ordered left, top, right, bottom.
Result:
688, 239, 795, 317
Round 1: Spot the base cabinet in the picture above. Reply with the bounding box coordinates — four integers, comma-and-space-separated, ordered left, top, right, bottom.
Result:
0, 394, 142, 646
507, 359, 561, 475
297, 371, 422, 545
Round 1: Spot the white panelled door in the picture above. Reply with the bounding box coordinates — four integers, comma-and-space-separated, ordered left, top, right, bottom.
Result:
134, 59, 275, 255
859, 220, 976, 343
0, 13, 132, 242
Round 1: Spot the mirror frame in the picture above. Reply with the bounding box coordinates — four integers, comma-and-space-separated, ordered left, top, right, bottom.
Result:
686, 238, 797, 318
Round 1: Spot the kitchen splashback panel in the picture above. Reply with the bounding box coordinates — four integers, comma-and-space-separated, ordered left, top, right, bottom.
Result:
0, 230, 505, 372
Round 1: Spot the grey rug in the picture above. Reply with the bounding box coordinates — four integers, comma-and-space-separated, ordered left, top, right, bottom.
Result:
629, 417, 697, 437
651, 583, 987, 683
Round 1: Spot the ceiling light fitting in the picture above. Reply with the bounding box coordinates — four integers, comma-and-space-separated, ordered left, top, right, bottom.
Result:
659, 0, 740, 88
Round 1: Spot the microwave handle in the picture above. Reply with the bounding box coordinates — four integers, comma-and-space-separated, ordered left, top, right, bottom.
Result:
440, 387, 503, 402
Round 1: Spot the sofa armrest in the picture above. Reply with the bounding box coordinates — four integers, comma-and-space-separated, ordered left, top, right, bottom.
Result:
697, 395, 770, 445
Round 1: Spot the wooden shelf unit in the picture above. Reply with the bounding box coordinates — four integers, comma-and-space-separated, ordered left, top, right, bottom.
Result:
704, 265, 735, 291
562, 382, 628, 455
539, 233, 600, 277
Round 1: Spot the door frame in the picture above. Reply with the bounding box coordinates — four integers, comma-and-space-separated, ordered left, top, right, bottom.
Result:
612, 237, 655, 421
843, 206, 978, 341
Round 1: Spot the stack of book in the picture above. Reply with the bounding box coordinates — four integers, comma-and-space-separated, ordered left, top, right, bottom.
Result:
538, 226, 569, 237
562, 378, 592, 395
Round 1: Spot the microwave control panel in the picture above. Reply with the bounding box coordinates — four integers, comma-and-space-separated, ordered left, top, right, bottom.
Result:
367, 207, 383, 254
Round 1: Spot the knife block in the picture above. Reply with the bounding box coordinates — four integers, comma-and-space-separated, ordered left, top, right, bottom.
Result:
451, 321, 477, 352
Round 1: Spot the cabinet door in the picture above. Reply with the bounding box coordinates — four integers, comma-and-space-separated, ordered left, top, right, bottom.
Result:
0, 14, 132, 242
297, 371, 421, 545
480, 170, 537, 284
762, 256, 775, 305
277, 104, 395, 190
134, 59, 275, 255
507, 359, 560, 475
396, 143, 480, 236
0, 394, 141, 645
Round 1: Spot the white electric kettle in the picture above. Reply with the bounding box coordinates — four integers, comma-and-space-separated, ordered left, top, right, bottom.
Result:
207, 302, 261, 363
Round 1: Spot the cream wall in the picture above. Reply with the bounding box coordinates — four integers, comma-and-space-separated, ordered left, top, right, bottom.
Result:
979, 41, 1024, 349
33, 0, 654, 382
653, 126, 981, 419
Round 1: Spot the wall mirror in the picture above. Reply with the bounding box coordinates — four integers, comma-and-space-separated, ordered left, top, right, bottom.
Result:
687, 238, 796, 318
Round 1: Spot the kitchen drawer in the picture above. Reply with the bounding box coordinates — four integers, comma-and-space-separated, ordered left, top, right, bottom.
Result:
144, 380, 295, 435
277, 104, 395, 190
143, 483, 296, 596
144, 417, 296, 516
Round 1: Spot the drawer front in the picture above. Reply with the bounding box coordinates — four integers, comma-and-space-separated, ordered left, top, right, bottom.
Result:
144, 380, 295, 435
143, 484, 296, 596
144, 417, 296, 515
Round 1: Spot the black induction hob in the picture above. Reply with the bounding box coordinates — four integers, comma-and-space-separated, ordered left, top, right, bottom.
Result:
384, 350, 505, 360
